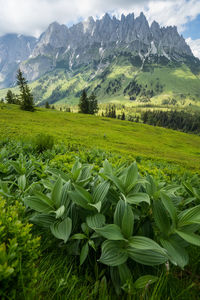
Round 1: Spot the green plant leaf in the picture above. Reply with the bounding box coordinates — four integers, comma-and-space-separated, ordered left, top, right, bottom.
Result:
128, 248, 167, 266
153, 200, 171, 235
50, 217, 72, 243
86, 213, 106, 229
60, 181, 71, 208
74, 185, 93, 203
18, 174, 26, 191
122, 203, 134, 239
175, 230, 200, 246
129, 236, 166, 255
54, 205, 65, 219
95, 224, 125, 240
24, 195, 54, 213
52, 176, 63, 208
114, 199, 125, 227
70, 233, 87, 240
160, 239, 189, 268
30, 213, 55, 228
47, 167, 70, 182
80, 242, 89, 265
126, 193, 150, 205
124, 162, 138, 193
99, 240, 128, 266
88, 201, 102, 213
160, 192, 177, 225
178, 205, 200, 227
93, 181, 110, 204
103, 159, 113, 176
134, 275, 158, 289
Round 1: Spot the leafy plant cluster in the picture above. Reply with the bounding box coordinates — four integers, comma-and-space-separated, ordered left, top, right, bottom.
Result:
23, 158, 200, 295
0, 139, 200, 297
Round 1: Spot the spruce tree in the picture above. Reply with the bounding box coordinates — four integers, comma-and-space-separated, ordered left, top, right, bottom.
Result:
17, 69, 34, 111
5, 90, 16, 104
88, 92, 98, 115
45, 101, 50, 109
79, 90, 89, 114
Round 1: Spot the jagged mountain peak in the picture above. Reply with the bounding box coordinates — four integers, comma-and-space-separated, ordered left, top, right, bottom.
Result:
0, 11, 197, 88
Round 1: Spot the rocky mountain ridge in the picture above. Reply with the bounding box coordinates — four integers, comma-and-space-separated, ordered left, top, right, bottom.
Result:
0, 12, 197, 88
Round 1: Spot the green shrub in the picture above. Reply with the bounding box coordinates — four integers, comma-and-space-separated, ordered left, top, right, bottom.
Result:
0, 197, 41, 299
34, 133, 54, 153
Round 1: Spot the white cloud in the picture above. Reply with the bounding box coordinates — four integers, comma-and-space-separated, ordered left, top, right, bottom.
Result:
0, 0, 199, 37
186, 37, 200, 59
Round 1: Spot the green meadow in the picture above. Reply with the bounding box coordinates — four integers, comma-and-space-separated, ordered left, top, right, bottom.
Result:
0, 104, 200, 170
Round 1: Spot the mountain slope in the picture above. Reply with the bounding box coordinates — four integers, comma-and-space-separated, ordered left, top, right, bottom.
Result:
0, 12, 200, 106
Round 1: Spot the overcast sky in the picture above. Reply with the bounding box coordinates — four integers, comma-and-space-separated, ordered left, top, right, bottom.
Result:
0, 0, 200, 58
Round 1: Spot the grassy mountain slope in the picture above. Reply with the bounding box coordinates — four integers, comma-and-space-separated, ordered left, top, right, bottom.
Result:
0, 104, 200, 170
0, 56, 200, 108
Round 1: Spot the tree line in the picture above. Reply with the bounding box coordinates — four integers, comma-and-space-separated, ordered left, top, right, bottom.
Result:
141, 110, 200, 134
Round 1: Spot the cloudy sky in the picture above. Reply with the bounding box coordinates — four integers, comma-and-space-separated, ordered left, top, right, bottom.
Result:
0, 0, 200, 58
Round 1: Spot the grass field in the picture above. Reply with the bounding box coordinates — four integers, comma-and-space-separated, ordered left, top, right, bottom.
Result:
0, 104, 200, 171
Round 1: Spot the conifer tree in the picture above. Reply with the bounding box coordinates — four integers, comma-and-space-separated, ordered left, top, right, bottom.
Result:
45, 101, 50, 109
5, 90, 17, 104
79, 90, 89, 114
88, 92, 99, 115
17, 69, 34, 111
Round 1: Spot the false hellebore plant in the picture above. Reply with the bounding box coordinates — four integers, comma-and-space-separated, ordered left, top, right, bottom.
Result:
24, 160, 200, 293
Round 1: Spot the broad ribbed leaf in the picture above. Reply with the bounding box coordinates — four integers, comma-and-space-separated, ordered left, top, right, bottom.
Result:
74, 185, 93, 203
178, 205, 200, 227
134, 275, 158, 289
52, 176, 63, 208
122, 203, 134, 238
30, 214, 55, 228
160, 239, 188, 268
103, 160, 113, 176
124, 163, 138, 193
24, 195, 54, 213
114, 200, 125, 227
153, 200, 171, 234
160, 192, 177, 225
80, 242, 89, 265
18, 175, 26, 191
47, 168, 69, 182
60, 181, 71, 207
86, 213, 106, 229
93, 181, 110, 204
99, 240, 128, 266
129, 236, 167, 255
95, 224, 125, 240
128, 248, 167, 266
118, 263, 132, 284
175, 230, 200, 246
50, 217, 72, 243
126, 193, 150, 205
106, 174, 124, 193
